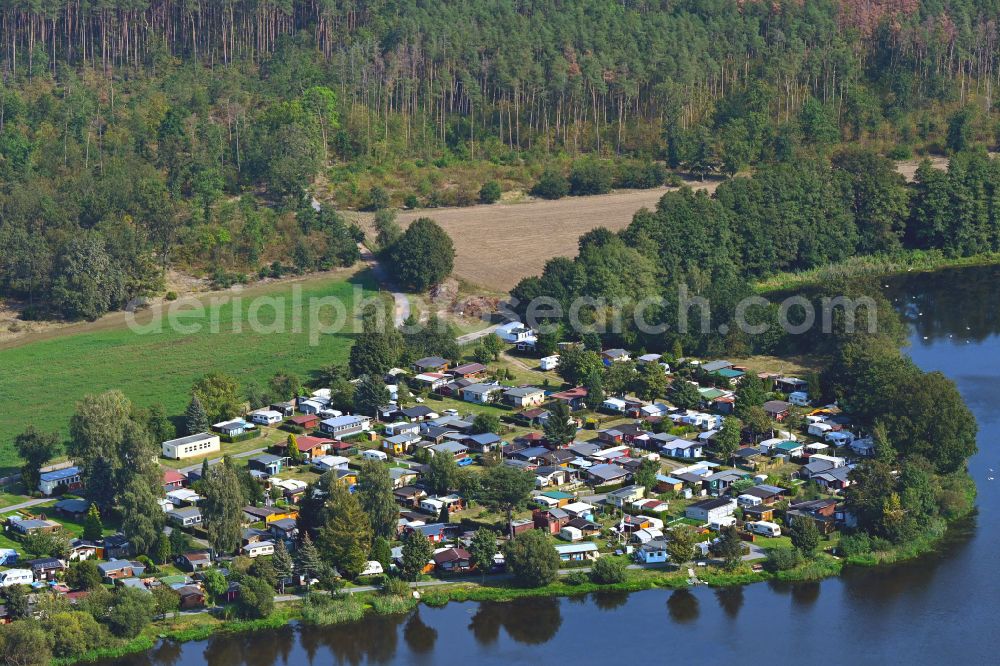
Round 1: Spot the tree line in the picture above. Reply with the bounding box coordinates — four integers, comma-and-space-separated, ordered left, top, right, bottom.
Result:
511, 148, 1000, 358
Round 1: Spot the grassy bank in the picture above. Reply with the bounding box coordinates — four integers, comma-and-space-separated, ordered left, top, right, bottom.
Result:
0, 272, 373, 468
754, 250, 1000, 294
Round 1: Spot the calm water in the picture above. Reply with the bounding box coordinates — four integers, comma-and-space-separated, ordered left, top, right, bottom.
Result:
111, 266, 1000, 666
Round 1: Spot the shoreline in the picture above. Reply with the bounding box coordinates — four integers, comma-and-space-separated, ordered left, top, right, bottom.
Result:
68, 501, 975, 665
753, 250, 1000, 294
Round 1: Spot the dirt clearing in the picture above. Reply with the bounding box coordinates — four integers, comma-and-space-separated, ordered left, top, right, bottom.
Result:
353, 179, 724, 292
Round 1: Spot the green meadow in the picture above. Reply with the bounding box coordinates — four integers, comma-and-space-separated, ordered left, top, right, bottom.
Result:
0, 271, 376, 471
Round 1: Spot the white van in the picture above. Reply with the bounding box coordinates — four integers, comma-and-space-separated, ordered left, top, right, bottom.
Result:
748, 521, 782, 537
709, 516, 738, 531
0, 568, 34, 587
361, 449, 388, 462
359, 560, 384, 576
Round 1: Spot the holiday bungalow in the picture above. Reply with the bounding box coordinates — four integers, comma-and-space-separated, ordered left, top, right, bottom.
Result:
213, 419, 252, 437
319, 415, 371, 438
762, 400, 792, 422
549, 387, 588, 410
504, 386, 546, 408
554, 542, 600, 562
38, 466, 83, 496
448, 363, 488, 380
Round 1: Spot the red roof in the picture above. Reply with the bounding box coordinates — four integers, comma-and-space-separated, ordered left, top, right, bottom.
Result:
295, 435, 333, 451
433, 547, 471, 564
288, 415, 319, 426
276, 435, 333, 452
163, 470, 186, 485
551, 387, 588, 400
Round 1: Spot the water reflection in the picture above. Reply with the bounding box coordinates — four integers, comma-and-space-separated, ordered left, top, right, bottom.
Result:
666, 589, 699, 623
591, 590, 629, 611
403, 612, 438, 654
201, 624, 295, 666
469, 597, 563, 646
886, 265, 1000, 344
714, 585, 744, 619
300, 612, 404, 664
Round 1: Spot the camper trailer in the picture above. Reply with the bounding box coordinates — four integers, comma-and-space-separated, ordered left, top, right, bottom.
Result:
747, 521, 782, 537
0, 568, 34, 587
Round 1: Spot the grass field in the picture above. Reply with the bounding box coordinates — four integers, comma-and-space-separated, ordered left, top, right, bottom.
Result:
0, 272, 375, 471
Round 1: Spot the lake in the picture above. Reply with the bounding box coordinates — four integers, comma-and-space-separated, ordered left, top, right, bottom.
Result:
108, 265, 1000, 665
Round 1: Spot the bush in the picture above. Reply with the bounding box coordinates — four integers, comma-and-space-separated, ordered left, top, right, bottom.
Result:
301, 593, 365, 626
381, 576, 410, 597
614, 161, 667, 189
368, 186, 390, 211
479, 180, 502, 204
564, 571, 589, 586
837, 532, 871, 557
665, 172, 684, 187
404, 193, 420, 209
765, 547, 802, 572
570, 159, 613, 195
531, 168, 569, 199
886, 145, 913, 160
165, 291, 178, 301
590, 556, 627, 584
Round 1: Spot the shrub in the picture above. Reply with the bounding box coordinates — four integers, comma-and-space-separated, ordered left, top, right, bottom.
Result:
570, 159, 613, 195
590, 556, 627, 584
614, 161, 667, 189
301, 593, 365, 626
404, 193, 420, 209
765, 547, 802, 572
479, 180, 502, 203
837, 532, 873, 558
165, 291, 178, 301
665, 172, 684, 187
368, 186, 390, 211
381, 576, 410, 597
886, 145, 913, 160
564, 571, 589, 586
531, 168, 569, 199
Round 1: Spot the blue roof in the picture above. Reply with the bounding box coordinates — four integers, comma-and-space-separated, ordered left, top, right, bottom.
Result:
468, 433, 501, 445
322, 415, 366, 427
40, 466, 79, 482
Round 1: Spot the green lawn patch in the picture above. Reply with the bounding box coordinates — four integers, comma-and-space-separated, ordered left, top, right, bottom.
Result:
0, 273, 374, 471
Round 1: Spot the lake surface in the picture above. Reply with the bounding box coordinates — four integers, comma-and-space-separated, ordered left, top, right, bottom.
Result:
110, 265, 1000, 665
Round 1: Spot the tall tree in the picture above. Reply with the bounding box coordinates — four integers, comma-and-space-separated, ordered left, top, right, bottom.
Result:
400, 530, 433, 581
185, 395, 210, 435
480, 466, 535, 538
356, 461, 398, 539
120, 476, 166, 556
14, 426, 60, 492
82, 504, 103, 541
202, 462, 245, 554
543, 401, 577, 446
191, 373, 243, 424
468, 528, 498, 580
504, 530, 560, 587
714, 417, 742, 464
425, 452, 459, 495
353, 375, 390, 417
387, 218, 455, 291
318, 482, 373, 578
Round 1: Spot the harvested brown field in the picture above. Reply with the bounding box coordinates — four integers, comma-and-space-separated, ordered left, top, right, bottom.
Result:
353, 179, 724, 292
348, 155, 972, 294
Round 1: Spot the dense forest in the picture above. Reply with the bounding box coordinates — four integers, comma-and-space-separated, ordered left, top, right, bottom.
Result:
2, 1, 1000, 320
510, 148, 1000, 357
